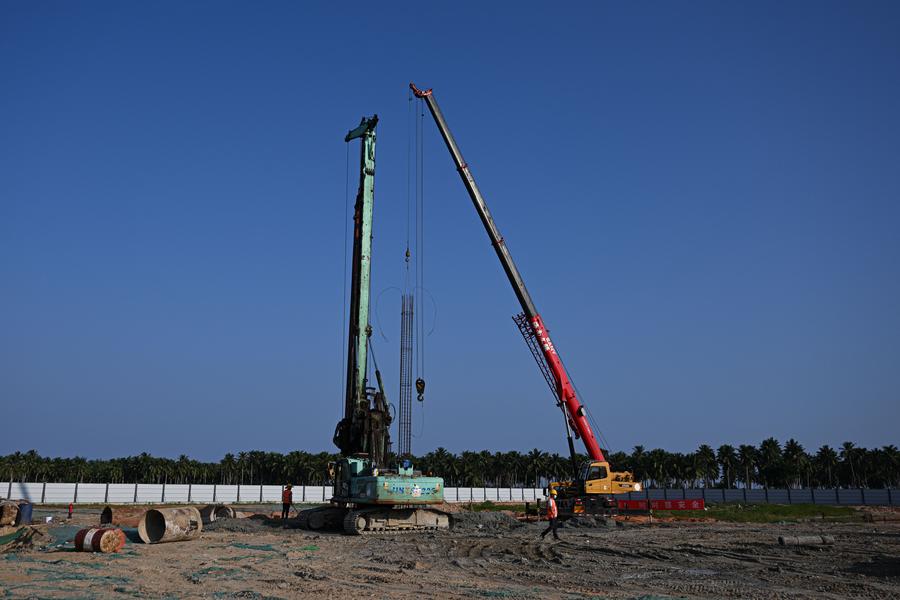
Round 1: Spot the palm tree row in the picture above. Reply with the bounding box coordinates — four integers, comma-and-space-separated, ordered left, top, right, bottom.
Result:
2, 439, 897, 489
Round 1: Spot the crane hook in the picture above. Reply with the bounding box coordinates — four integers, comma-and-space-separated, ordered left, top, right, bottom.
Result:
415, 377, 425, 402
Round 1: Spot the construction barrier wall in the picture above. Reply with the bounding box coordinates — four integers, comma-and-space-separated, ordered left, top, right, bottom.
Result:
1, 482, 896, 505
0, 482, 544, 504
622, 487, 899, 506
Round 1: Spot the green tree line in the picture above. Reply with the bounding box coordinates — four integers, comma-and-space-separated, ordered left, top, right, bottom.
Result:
2, 439, 897, 489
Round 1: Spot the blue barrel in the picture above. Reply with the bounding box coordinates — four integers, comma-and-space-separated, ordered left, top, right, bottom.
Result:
15, 502, 33, 525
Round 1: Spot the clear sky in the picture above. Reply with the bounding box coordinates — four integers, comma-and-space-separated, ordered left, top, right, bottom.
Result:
2, 1, 898, 461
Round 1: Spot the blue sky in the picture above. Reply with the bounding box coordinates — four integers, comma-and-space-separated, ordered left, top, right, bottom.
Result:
2, 1, 898, 461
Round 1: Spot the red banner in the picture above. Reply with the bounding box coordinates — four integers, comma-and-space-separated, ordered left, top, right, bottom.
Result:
617, 499, 705, 511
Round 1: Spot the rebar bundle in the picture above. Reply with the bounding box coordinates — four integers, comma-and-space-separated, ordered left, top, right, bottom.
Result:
398, 293, 414, 456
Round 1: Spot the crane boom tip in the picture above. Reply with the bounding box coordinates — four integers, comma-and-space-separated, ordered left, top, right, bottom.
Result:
409, 82, 432, 98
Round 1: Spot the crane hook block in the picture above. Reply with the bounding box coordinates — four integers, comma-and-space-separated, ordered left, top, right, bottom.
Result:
415, 377, 425, 402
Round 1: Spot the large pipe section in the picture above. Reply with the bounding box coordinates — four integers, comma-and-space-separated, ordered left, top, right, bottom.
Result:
778, 535, 835, 546
198, 504, 236, 524
100, 505, 146, 528
138, 506, 202, 544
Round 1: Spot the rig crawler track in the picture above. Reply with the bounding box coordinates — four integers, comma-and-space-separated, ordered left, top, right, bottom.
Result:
298, 505, 449, 535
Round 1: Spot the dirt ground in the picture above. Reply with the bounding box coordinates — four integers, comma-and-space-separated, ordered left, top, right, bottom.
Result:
1, 505, 899, 599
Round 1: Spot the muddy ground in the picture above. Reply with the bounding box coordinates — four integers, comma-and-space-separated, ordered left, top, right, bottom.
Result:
1, 506, 898, 599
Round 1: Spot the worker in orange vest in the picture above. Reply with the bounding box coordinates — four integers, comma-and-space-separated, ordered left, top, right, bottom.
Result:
539, 489, 560, 541
281, 484, 293, 528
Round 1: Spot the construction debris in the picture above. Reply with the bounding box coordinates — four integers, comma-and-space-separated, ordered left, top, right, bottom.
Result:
450, 511, 524, 532
778, 535, 836, 546
74, 527, 127, 553
204, 514, 273, 533
0, 526, 46, 554
138, 507, 202, 544
565, 514, 614, 528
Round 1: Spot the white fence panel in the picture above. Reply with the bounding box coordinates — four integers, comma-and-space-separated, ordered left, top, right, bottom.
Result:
189, 485, 215, 503
164, 484, 190, 503
136, 484, 163, 503
238, 485, 261, 502
214, 485, 238, 503
76, 483, 107, 503
107, 484, 135, 503
10, 483, 46, 502
301, 486, 326, 502
498, 488, 511, 502
262, 485, 283, 502
44, 483, 75, 503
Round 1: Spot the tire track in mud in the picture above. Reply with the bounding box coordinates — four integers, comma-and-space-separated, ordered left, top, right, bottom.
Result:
350, 520, 900, 599
448, 539, 562, 562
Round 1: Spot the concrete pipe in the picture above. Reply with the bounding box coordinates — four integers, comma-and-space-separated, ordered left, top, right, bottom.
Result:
138, 507, 202, 544
778, 535, 835, 546
74, 528, 126, 553
198, 504, 236, 524
100, 506, 146, 528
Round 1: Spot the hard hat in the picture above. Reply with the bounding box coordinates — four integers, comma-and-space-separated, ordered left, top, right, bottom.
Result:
549, 489, 558, 496
286, 484, 293, 488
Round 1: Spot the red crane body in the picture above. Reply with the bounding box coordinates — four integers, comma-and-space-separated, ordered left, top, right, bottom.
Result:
410, 83, 605, 463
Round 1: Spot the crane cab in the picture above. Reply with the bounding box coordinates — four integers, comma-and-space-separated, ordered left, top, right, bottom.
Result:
550, 460, 641, 500
580, 460, 641, 495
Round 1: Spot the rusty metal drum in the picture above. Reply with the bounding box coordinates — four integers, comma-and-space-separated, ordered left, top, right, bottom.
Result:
74, 527, 127, 553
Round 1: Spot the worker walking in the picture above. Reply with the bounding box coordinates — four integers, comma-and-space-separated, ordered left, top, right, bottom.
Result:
281, 484, 293, 528
539, 489, 560, 541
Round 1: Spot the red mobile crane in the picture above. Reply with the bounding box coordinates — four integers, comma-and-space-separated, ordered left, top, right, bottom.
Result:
410, 83, 642, 512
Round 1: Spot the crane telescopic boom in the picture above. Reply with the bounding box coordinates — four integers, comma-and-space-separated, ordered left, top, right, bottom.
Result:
410, 83, 605, 463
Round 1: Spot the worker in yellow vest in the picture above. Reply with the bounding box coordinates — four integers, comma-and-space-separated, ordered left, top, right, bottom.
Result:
540, 489, 560, 541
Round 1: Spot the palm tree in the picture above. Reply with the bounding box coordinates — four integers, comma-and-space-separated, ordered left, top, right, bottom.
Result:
525, 449, 546, 487
814, 445, 838, 488
645, 448, 668, 488
782, 439, 809, 489
737, 445, 757, 489
221, 453, 236, 485
757, 438, 783, 488
716, 445, 737, 489
631, 445, 647, 487
690, 446, 713, 487
840, 442, 857, 487
882, 445, 899, 488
